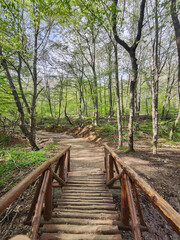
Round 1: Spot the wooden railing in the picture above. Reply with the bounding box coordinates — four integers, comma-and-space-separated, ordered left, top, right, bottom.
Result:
0, 146, 71, 240
104, 143, 180, 240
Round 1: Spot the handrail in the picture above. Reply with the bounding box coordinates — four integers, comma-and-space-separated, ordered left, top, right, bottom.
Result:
0, 145, 71, 214
104, 143, 180, 236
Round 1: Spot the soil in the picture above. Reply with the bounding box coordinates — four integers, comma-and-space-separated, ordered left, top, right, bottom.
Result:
0, 127, 180, 240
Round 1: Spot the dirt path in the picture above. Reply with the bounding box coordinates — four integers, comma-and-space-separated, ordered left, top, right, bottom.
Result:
37, 130, 104, 170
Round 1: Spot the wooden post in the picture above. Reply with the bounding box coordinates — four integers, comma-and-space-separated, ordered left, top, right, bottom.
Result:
30, 170, 50, 240
125, 174, 142, 240
67, 149, 70, 172
24, 173, 44, 224
59, 154, 65, 180
108, 155, 114, 182
104, 148, 108, 171
44, 168, 52, 221
132, 182, 146, 226
121, 173, 129, 226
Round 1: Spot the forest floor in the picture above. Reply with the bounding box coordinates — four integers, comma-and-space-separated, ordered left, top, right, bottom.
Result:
0, 126, 180, 240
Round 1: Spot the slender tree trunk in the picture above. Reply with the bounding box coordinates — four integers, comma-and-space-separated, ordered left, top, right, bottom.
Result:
0, 47, 39, 150
170, 0, 180, 139
114, 41, 123, 148
108, 42, 113, 121
128, 49, 138, 151
151, 0, 159, 155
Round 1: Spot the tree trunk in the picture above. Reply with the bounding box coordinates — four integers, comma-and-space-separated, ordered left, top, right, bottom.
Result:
170, 0, 180, 139
112, 0, 146, 151
128, 49, 138, 151
0, 49, 39, 150
108, 41, 113, 121
114, 41, 123, 148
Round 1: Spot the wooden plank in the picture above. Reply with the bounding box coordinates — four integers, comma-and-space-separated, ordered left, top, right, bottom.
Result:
61, 193, 113, 197
40, 233, 122, 240
56, 199, 114, 203
56, 204, 116, 210
52, 212, 119, 220
66, 183, 105, 187
53, 209, 116, 214
42, 224, 119, 234
56, 202, 115, 207
108, 155, 114, 181
125, 174, 142, 240
104, 143, 180, 235
62, 189, 109, 193
30, 170, 50, 240
121, 174, 129, 225
44, 169, 52, 221
41, 218, 119, 226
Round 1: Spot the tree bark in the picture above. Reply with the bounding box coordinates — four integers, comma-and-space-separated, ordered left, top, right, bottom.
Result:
170, 0, 180, 139
0, 47, 39, 150
114, 41, 123, 148
113, 0, 146, 151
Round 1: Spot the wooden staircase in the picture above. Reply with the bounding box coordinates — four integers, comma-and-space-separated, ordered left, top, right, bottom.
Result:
40, 168, 122, 240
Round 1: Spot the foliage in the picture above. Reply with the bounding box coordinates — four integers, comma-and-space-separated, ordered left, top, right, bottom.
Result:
0, 143, 56, 188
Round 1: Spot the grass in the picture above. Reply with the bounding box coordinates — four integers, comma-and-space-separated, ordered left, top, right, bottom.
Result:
0, 143, 57, 189
95, 123, 116, 141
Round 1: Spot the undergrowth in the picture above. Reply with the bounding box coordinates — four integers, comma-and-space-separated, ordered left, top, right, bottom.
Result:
0, 143, 57, 189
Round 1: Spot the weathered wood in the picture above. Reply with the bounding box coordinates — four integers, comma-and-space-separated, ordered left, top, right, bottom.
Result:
52, 171, 66, 186
56, 199, 114, 203
61, 192, 113, 197
59, 154, 65, 180
132, 182, 146, 226
30, 170, 50, 240
108, 155, 114, 182
24, 173, 44, 224
56, 204, 116, 210
41, 217, 119, 225
56, 202, 115, 206
60, 195, 113, 200
104, 148, 108, 171
41, 224, 119, 234
121, 173, 129, 226
40, 233, 122, 240
0, 146, 71, 214
104, 143, 180, 235
125, 174, 142, 240
106, 173, 121, 186
44, 169, 53, 221
53, 209, 116, 214
53, 212, 119, 220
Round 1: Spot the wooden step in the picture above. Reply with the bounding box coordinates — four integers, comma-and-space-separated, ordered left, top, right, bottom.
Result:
41, 218, 120, 226
54, 209, 116, 214
56, 204, 116, 210
66, 184, 105, 187
53, 212, 119, 220
59, 196, 113, 200
61, 192, 113, 197
67, 180, 106, 183
55, 199, 114, 203
42, 224, 120, 234
62, 189, 109, 193
40, 233, 122, 240
56, 202, 115, 207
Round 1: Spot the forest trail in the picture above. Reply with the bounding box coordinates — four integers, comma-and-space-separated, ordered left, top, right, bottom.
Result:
37, 130, 180, 240
37, 130, 104, 170
37, 131, 123, 239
